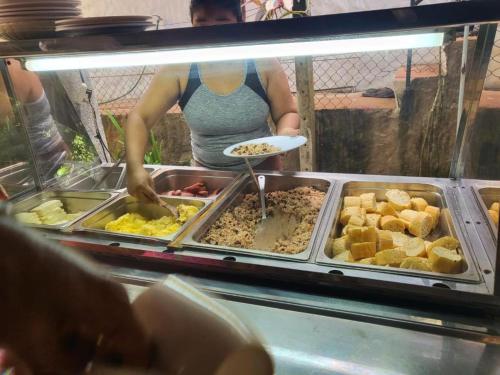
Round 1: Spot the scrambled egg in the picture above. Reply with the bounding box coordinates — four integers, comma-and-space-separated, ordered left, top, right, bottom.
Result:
104, 204, 200, 237
178, 204, 200, 223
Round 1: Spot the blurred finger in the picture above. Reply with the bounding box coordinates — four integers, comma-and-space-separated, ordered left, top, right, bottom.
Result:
148, 176, 156, 191
142, 187, 162, 205
77, 283, 151, 369
137, 188, 156, 203
0, 349, 33, 375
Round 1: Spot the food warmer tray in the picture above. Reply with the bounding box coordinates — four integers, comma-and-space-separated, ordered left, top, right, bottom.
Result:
472, 183, 500, 242
314, 178, 481, 283
56, 163, 160, 191
152, 168, 241, 199
0, 162, 34, 196
11, 191, 118, 231
181, 171, 336, 262
76, 194, 212, 244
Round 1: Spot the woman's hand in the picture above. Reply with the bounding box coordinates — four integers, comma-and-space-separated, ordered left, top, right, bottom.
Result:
127, 166, 160, 204
0, 218, 151, 374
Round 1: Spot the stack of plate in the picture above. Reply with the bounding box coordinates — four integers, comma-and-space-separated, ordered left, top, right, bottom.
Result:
0, 0, 81, 40
56, 16, 154, 36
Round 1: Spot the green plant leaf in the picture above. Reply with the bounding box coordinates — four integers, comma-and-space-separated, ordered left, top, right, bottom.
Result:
106, 111, 125, 141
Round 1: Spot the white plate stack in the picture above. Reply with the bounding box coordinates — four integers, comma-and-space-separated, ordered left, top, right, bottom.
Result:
0, 0, 81, 40
55, 16, 154, 36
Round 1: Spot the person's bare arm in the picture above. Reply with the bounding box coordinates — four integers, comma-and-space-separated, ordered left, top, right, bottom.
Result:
125, 66, 181, 202
0, 218, 150, 374
6, 59, 43, 104
260, 59, 300, 136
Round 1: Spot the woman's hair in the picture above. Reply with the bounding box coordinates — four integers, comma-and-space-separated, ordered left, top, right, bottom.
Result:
190, 0, 243, 22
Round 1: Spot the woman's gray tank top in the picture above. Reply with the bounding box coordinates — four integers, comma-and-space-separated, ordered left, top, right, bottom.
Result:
179, 60, 272, 171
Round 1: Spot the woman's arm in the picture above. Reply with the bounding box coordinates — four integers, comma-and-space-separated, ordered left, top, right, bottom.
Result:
125, 66, 181, 202
259, 59, 300, 136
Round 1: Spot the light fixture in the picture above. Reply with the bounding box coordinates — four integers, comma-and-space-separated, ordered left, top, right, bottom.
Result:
25, 32, 444, 72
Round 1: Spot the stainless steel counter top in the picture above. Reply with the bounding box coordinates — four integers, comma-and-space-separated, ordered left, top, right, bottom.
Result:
117, 269, 500, 375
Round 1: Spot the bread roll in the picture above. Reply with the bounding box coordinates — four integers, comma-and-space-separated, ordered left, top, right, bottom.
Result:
400, 257, 432, 271
334, 251, 354, 262
348, 215, 366, 227
365, 213, 381, 228
377, 230, 394, 251
360, 192, 377, 213
410, 197, 429, 212
331, 236, 348, 256
340, 207, 366, 226
489, 210, 499, 226
391, 232, 410, 247
424, 205, 440, 229
358, 257, 376, 265
399, 209, 419, 224
402, 237, 426, 257
347, 227, 364, 244
385, 189, 411, 211
380, 215, 406, 232
375, 248, 406, 267
429, 246, 463, 274
427, 236, 459, 256
362, 226, 378, 243
408, 212, 433, 238
342, 224, 363, 236
344, 196, 361, 208
351, 242, 377, 260
376, 202, 398, 217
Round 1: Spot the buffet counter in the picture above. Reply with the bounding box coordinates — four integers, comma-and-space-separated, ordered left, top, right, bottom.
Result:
6, 165, 498, 306
5, 164, 500, 373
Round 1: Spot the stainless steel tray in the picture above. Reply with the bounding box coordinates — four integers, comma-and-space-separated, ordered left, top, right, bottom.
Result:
472, 184, 499, 241
11, 191, 116, 231
0, 164, 34, 195
182, 172, 335, 261
77, 195, 211, 244
58, 164, 157, 191
315, 180, 480, 282
153, 168, 240, 199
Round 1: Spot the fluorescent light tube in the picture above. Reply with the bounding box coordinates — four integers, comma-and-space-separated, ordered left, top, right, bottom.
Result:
26, 32, 444, 72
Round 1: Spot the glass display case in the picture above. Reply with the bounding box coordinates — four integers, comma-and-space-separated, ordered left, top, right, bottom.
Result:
1, 3, 499, 367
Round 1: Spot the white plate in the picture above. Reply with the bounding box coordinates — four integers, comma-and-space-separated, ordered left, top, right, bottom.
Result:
0, 15, 73, 21
223, 135, 307, 159
56, 21, 152, 28
56, 16, 151, 25
56, 23, 152, 31
0, 0, 79, 5
0, 10, 79, 16
0, 21, 55, 29
0, 6, 79, 11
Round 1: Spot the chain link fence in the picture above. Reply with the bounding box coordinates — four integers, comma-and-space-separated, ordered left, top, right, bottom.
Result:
485, 24, 500, 89
90, 24, 500, 115
91, 46, 442, 115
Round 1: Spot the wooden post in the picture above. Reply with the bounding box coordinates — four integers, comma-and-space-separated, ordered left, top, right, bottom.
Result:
293, 0, 316, 171
295, 56, 316, 172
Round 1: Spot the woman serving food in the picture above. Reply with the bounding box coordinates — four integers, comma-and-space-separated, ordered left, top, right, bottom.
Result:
126, 0, 300, 203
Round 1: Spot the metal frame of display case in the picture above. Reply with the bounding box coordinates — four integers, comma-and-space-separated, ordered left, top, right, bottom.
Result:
0, 0, 499, 342
0, 2, 498, 57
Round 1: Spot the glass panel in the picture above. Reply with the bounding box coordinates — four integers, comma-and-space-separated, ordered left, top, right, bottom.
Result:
77, 28, 460, 177
0, 59, 103, 196
0, 60, 36, 198
463, 24, 500, 181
